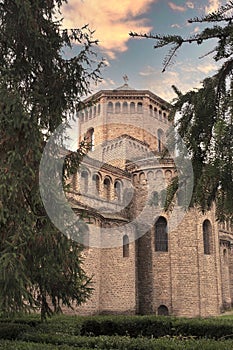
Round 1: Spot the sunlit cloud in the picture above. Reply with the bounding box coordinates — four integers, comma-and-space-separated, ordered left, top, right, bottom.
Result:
139, 58, 219, 101
191, 26, 200, 34
61, 0, 155, 58
139, 65, 157, 76
168, 2, 186, 12
171, 23, 181, 28
186, 1, 194, 9
179, 61, 218, 74
205, 0, 221, 14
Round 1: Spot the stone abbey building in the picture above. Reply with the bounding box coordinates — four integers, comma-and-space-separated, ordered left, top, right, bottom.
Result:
67, 82, 233, 318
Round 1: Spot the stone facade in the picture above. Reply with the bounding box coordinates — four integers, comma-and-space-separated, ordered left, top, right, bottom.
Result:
66, 83, 233, 317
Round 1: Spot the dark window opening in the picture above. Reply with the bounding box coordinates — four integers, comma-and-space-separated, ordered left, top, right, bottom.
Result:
155, 217, 168, 252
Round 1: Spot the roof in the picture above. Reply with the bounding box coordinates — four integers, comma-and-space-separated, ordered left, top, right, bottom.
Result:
114, 83, 136, 91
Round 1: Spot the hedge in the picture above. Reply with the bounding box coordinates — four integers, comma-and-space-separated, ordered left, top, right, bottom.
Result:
79, 315, 233, 339
4, 334, 233, 350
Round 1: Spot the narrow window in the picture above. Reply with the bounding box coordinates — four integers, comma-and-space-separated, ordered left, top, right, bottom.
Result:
123, 102, 128, 113
223, 248, 228, 264
103, 177, 111, 201
149, 104, 153, 115
157, 129, 164, 153
155, 217, 168, 252
150, 191, 159, 207
203, 219, 212, 255
137, 102, 143, 113
114, 180, 121, 201
115, 102, 121, 113
107, 101, 113, 113
130, 102, 135, 113
81, 171, 88, 193
123, 235, 129, 257
92, 174, 100, 195
86, 128, 94, 151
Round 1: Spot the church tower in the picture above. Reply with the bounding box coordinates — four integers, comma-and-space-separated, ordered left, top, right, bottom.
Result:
64, 82, 231, 317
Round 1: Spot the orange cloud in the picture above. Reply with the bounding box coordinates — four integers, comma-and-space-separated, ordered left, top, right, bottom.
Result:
168, 2, 186, 12
61, 0, 155, 58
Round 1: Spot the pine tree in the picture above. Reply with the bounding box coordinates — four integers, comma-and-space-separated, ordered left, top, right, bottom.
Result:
0, 0, 103, 319
130, 2, 233, 222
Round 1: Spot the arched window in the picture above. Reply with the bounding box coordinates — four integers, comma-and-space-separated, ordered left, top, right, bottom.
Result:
86, 128, 94, 151
223, 248, 228, 264
97, 104, 101, 114
93, 106, 97, 116
157, 129, 164, 153
115, 102, 121, 113
137, 102, 143, 113
103, 177, 111, 201
159, 110, 162, 120
92, 174, 100, 195
123, 235, 129, 257
155, 217, 168, 252
89, 108, 92, 119
85, 110, 88, 122
154, 107, 158, 117
158, 305, 169, 316
107, 101, 113, 113
203, 219, 212, 255
150, 191, 159, 207
80, 171, 88, 193
139, 172, 146, 184
130, 102, 135, 113
114, 180, 121, 201
149, 104, 153, 115
123, 102, 128, 113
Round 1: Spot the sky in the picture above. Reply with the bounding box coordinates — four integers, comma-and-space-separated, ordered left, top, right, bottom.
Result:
61, 0, 227, 102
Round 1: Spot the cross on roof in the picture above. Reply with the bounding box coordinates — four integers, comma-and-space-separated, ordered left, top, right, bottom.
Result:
123, 74, 129, 84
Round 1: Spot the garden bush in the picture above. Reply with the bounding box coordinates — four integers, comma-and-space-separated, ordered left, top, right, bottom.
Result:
79, 315, 233, 340
8, 334, 233, 350
0, 323, 31, 340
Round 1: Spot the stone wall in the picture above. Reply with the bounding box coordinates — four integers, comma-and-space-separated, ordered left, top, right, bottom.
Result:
65, 86, 233, 318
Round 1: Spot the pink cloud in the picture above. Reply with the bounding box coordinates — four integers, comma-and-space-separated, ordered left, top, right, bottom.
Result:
168, 2, 186, 12
205, 0, 221, 14
61, 0, 155, 58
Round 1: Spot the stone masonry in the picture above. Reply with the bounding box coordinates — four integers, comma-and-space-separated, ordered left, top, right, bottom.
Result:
66, 83, 233, 317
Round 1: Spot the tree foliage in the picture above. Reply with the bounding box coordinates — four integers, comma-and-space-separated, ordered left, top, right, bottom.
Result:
0, 0, 103, 319
130, 2, 233, 222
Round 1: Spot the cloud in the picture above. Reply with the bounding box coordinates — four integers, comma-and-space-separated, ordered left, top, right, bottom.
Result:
196, 63, 218, 74
178, 61, 218, 74
186, 1, 194, 9
61, 0, 155, 58
168, 2, 186, 12
139, 65, 157, 76
171, 23, 181, 28
191, 26, 200, 34
138, 58, 219, 101
205, 0, 221, 14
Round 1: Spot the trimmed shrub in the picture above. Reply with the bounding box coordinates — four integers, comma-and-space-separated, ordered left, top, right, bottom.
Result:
12, 334, 233, 350
0, 323, 31, 340
79, 315, 233, 340
79, 316, 173, 338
